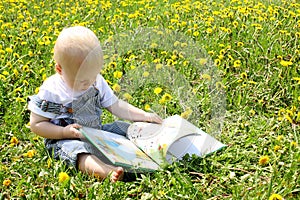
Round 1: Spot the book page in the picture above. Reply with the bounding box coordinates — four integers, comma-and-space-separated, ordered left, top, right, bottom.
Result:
80, 126, 159, 172
127, 115, 226, 164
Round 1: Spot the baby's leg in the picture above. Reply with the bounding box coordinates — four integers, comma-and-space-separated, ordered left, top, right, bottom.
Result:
78, 153, 124, 182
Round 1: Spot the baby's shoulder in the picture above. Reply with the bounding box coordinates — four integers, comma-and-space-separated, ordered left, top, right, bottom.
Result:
38, 74, 69, 103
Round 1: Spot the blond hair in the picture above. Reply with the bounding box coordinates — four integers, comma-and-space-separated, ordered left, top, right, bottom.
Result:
54, 26, 103, 71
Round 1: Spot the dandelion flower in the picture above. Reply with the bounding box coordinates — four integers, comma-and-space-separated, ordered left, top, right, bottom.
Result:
233, 60, 241, 67
58, 172, 70, 183
123, 93, 132, 100
181, 108, 193, 119
23, 150, 35, 158
269, 193, 283, 200
290, 141, 298, 147
113, 71, 123, 79
162, 93, 172, 101
112, 84, 121, 93
274, 145, 281, 152
10, 136, 19, 146
143, 71, 149, 77
156, 64, 163, 70
259, 155, 270, 165
3, 179, 11, 187
144, 104, 151, 111
154, 87, 162, 95
280, 60, 293, 67
276, 135, 283, 141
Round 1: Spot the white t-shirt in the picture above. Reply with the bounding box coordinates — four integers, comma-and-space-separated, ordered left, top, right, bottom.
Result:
28, 73, 118, 119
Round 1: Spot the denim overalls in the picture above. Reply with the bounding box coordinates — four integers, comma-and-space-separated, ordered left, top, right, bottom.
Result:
29, 86, 130, 167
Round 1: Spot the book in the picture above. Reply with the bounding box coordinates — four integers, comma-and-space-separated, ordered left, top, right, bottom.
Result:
79, 115, 226, 172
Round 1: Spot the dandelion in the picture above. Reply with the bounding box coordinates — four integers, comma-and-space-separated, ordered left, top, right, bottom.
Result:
237, 42, 244, 47
154, 87, 162, 95
123, 93, 132, 100
276, 135, 283, 141
202, 74, 211, 81
156, 64, 163, 70
58, 172, 70, 183
259, 155, 270, 165
241, 72, 247, 79
290, 141, 298, 147
234, 60, 241, 67
143, 71, 149, 77
3, 179, 11, 187
214, 59, 221, 66
5, 47, 13, 53
10, 136, 19, 146
23, 150, 35, 158
199, 58, 207, 65
159, 93, 172, 104
112, 84, 121, 93
130, 65, 136, 70
144, 104, 151, 111
280, 60, 293, 67
274, 145, 281, 151
113, 71, 123, 79
193, 31, 200, 37
181, 108, 192, 119
35, 87, 40, 94
269, 193, 283, 200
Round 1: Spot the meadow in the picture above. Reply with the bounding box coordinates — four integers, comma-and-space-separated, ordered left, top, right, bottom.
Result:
0, 0, 299, 199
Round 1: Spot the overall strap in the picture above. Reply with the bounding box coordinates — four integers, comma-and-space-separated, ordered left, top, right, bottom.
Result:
28, 95, 73, 114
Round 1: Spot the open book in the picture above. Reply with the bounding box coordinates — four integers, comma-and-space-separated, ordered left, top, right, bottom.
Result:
80, 115, 226, 172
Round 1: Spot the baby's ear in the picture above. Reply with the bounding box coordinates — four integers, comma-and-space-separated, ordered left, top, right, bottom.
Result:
55, 63, 62, 74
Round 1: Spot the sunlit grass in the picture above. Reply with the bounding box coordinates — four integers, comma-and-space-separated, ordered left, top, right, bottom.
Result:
0, 0, 299, 199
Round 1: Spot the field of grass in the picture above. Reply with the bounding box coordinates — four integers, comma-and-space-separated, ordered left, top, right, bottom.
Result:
0, 0, 299, 199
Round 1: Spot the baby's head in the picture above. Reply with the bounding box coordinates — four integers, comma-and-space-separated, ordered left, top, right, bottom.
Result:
54, 26, 103, 91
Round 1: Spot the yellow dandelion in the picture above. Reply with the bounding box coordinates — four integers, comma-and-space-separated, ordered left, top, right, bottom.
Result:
156, 64, 163, 70
274, 145, 281, 152
269, 193, 283, 200
193, 31, 200, 37
214, 59, 221, 66
241, 72, 247, 79
180, 108, 193, 119
237, 42, 244, 47
10, 136, 19, 146
199, 58, 207, 65
23, 150, 35, 158
233, 60, 241, 67
154, 87, 162, 95
259, 155, 270, 165
3, 179, 11, 187
35, 87, 40, 94
290, 141, 298, 147
112, 84, 121, 93
144, 104, 151, 111
58, 172, 70, 183
280, 60, 293, 67
113, 71, 123, 79
123, 93, 132, 100
143, 71, 149, 77
202, 74, 211, 81
276, 135, 283, 141
162, 93, 172, 101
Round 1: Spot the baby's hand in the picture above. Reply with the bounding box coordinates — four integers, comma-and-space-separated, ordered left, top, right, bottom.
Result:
145, 113, 163, 124
63, 124, 83, 139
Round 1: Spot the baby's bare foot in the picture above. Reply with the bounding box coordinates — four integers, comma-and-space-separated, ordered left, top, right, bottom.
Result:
110, 167, 124, 182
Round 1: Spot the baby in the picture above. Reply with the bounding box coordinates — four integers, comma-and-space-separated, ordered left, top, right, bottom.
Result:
28, 26, 162, 182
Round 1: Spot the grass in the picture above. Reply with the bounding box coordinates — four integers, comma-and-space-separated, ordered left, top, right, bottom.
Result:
0, 0, 299, 199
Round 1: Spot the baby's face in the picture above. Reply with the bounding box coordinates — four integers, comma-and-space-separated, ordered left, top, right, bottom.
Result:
62, 60, 102, 91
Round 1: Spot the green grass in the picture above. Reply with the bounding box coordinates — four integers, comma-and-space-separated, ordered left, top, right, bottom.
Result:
0, 0, 299, 199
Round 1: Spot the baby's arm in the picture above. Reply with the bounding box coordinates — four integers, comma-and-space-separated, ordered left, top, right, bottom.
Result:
106, 99, 163, 124
29, 112, 82, 139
